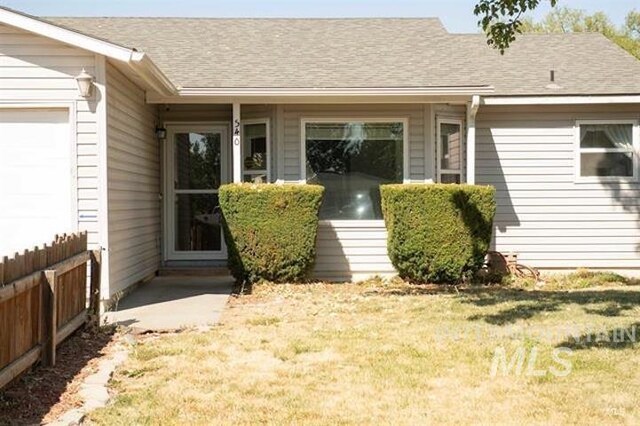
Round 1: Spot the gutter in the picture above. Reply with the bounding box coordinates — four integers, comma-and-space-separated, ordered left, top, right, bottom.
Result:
482, 95, 640, 105
146, 86, 495, 103
129, 52, 178, 97
175, 86, 496, 97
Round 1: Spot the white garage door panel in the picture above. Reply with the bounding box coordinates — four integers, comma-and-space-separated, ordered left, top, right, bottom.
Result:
0, 109, 73, 257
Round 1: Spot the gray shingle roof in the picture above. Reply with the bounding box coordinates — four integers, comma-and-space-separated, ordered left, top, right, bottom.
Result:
47, 17, 640, 96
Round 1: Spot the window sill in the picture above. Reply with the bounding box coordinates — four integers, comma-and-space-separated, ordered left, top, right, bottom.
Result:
574, 177, 639, 184
318, 220, 385, 227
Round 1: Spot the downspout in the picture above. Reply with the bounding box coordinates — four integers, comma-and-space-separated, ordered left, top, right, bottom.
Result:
466, 95, 481, 184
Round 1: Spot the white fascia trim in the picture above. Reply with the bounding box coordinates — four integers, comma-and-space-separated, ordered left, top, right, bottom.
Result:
177, 86, 495, 97
129, 52, 178, 97
0, 7, 134, 62
483, 95, 640, 105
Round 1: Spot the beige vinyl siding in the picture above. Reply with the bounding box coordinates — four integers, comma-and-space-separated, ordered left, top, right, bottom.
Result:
476, 104, 640, 270
106, 62, 160, 295
313, 221, 395, 281
0, 23, 101, 250
0, 24, 95, 100
160, 104, 231, 122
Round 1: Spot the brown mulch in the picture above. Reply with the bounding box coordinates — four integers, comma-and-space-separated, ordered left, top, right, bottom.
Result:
0, 327, 118, 426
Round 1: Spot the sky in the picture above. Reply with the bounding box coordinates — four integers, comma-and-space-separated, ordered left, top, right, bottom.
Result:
1, 0, 637, 33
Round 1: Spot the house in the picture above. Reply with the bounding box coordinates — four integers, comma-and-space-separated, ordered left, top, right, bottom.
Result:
0, 6, 639, 303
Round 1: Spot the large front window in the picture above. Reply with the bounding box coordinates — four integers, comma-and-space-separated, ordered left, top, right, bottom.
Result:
304, 121, 404, 220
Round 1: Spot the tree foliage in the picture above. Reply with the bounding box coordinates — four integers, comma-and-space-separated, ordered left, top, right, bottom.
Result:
474, 0, 558, 52
476, 1, 640, 59
521, 7, 640, 59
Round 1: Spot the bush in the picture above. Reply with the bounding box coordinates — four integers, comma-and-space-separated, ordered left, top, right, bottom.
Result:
219, 183, 324, 284
380, 184, 496, 284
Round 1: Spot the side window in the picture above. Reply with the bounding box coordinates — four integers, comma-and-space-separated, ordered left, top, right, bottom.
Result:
437, 119, 464, 183
242, 120, 270, 183
577, 121, 638, 180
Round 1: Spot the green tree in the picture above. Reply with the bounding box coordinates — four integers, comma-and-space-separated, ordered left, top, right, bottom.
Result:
474, 0, 558, 52
521, 7, 640, 59
475, 0, 640, 59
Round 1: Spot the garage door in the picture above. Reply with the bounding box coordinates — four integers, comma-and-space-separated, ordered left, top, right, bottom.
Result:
0, 109, 73, 257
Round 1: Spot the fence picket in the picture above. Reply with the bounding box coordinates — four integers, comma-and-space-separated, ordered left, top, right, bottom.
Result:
0, 232, 99, 388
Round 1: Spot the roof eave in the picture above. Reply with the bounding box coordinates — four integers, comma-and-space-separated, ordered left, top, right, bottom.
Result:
147, 86, 495, 103
483, 94, 640, 105
0, 6, 177, 97
0, 6, 135, 61
130, 52, 178, 97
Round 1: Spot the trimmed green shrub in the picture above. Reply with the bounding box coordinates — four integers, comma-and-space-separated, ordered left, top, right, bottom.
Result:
380, 184, 496, 284
219, 183, 324, 284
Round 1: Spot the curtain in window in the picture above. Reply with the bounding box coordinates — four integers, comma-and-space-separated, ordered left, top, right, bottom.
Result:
580, 124, 632, 149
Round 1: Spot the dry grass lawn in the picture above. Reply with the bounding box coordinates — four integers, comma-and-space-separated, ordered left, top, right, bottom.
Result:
90, 276, 640, 425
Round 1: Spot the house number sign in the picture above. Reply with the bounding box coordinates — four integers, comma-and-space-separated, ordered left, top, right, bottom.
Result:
233, 119, 241, 146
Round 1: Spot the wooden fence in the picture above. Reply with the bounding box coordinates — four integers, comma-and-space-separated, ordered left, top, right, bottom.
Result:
0, 232, 101, 390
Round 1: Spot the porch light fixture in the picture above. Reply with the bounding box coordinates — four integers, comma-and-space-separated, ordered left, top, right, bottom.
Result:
75, 68, 94, 97
155, 126, 167, 140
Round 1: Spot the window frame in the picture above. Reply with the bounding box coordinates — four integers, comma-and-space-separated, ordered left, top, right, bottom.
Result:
300, 117, 410, 183
300, 117, 409, 224
575, 119, 640, 183
436, 117, 465, 184
241, 118, 271, 183
163, 122, 231, 261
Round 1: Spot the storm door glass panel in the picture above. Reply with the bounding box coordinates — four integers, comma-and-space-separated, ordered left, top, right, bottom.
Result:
174, 194, 222, 251
175, 132, 222, 189
305, 122, 403, 220
173, 131, 224, 252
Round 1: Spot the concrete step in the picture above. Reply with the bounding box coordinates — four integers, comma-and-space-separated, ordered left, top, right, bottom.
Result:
158, 267, 231, 277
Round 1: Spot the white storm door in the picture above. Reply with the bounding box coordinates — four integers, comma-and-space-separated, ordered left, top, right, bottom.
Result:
165, 125, 228, 260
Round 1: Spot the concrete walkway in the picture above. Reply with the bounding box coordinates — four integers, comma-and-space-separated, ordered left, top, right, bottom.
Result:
104, 275, 234, 332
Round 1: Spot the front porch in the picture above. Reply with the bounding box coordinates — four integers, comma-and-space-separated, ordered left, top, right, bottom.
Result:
156, 101, 478, 281
105, 274, 234, 332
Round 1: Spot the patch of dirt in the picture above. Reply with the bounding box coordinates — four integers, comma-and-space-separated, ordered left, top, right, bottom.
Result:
0, 327, 118, 426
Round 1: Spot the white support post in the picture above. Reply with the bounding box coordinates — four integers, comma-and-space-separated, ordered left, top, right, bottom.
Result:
466, 95, 481, 185
232, 103, 242, 183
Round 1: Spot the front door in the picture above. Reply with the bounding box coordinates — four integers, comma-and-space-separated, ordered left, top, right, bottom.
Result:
165, 125, 229, 260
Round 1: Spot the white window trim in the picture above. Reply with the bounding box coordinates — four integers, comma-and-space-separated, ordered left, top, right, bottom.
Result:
436, 117, 465, 183
574, 119, 640, 183
241, 118, 271, 182
300, 117, 410, 183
